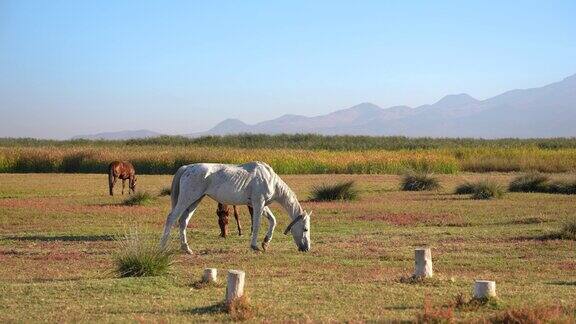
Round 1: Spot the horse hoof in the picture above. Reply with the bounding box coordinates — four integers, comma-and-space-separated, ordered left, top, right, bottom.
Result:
261, 241, 269, 251
250, 245, 260, 252
181, 246, 193, 254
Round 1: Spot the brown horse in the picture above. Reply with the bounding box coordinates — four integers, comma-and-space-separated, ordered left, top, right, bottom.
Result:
216, 203, 253, 238
108, 161, 137, 196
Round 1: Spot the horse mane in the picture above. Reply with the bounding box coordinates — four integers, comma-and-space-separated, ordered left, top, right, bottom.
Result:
273, 173, 303, 218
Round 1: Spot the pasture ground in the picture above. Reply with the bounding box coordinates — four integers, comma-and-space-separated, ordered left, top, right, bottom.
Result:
0, 173, 574, 322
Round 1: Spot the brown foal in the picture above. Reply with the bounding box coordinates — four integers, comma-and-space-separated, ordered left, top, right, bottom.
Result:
216, 203, 253, 238
108, 161, 137, 196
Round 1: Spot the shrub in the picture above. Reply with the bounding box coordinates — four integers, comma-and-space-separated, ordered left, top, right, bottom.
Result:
509, 173, 551, 192
114, 231, 174, 277
310, 181, 358, 201
159, 187, 171, 196
123, 191, 155, 206
470, 180, 505, 200
401, 172, 441, 191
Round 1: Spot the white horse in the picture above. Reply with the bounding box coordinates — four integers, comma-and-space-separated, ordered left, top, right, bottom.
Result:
160, 161, 311, 253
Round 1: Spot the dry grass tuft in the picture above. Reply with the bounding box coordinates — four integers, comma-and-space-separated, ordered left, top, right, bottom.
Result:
114, 231, 174, 277
123, 191, 155, 206
159, 187, 171, 197
227, 295, 255, 321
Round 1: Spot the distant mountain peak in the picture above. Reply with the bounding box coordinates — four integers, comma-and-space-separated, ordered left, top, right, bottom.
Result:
433, 93, 478, 108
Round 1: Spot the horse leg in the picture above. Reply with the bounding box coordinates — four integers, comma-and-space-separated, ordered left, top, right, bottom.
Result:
233, 205, 242, 236
178, 198, 202, 254
217, 203, 229, 238
248, 206, 254, 235
110, 176, 118, 196
261, 207, 277, 251
160, 204, 187, 250
121, 179, 126, 195
249, 199, 265, 251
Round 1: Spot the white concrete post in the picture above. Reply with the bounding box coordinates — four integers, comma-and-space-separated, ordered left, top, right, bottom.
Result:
473, 280, 496, 299
225, 270, 245, 304
202, 268, 218, 283
414, 247, 433, 278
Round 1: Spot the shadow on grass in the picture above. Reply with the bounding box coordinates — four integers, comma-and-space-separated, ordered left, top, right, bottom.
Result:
547, 280, 576, 286
4, 234, 115, 242
187, 302, 226, 315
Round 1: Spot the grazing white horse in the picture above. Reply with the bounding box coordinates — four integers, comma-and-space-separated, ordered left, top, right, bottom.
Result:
160, 162, 311, 253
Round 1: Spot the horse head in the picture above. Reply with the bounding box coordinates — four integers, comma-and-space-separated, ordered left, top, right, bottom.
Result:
284, 211, 311, 252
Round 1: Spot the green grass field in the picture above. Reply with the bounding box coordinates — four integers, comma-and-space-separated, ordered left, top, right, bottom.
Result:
0, 173, 575, 322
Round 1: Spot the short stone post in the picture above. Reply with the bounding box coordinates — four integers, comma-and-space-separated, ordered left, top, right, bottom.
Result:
202, 268, 218, 283
225, 270, 245, 305
414, 247, 433, 278
473, 280, 496, 299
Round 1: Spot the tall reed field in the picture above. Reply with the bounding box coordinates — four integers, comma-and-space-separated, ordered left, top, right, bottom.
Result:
1, 135, 576, 174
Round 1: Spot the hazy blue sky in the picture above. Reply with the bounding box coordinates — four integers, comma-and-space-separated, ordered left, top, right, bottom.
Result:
1, 1, 575, 138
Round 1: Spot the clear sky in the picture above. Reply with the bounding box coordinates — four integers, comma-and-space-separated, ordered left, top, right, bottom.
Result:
1, 1, 575, 139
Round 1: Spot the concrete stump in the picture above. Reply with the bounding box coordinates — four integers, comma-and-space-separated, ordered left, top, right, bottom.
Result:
202, 268, 218, 283
473, 280, 496, 299
414, 247, 433, 278
225, 270, 245, 304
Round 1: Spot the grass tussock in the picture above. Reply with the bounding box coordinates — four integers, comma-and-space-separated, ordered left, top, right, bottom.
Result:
114, 231, 174, 277
123, 191, 155, 206
159, 187, 171, 196
454, 182, 476, 194
401, 171, 441, 191
509, 173, 576, 195
453, 293, 502, 311
509, 172, 551, 192
310, 181, 358, 201
456, 180, 505, 199
227, 295, 255, 321
542, 219, 576, 240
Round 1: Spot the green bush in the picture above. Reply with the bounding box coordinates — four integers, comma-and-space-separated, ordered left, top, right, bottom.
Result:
401, 172, 441, 191
123, 191, 155, 206
114, 231, 174, 277
310, 181, 358, 201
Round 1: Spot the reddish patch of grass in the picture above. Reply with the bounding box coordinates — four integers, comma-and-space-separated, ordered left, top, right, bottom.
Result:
485, 305, 572, 323
416, 294, 454, 323
0, 197, 156, 213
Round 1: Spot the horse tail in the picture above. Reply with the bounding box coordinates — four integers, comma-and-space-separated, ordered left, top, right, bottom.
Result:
170, 165, 187, 209
108, 162, 115, 196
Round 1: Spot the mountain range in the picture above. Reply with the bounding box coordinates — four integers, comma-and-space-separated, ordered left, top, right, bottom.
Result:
75, 73, 576, 139
72, 129, 162, 140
